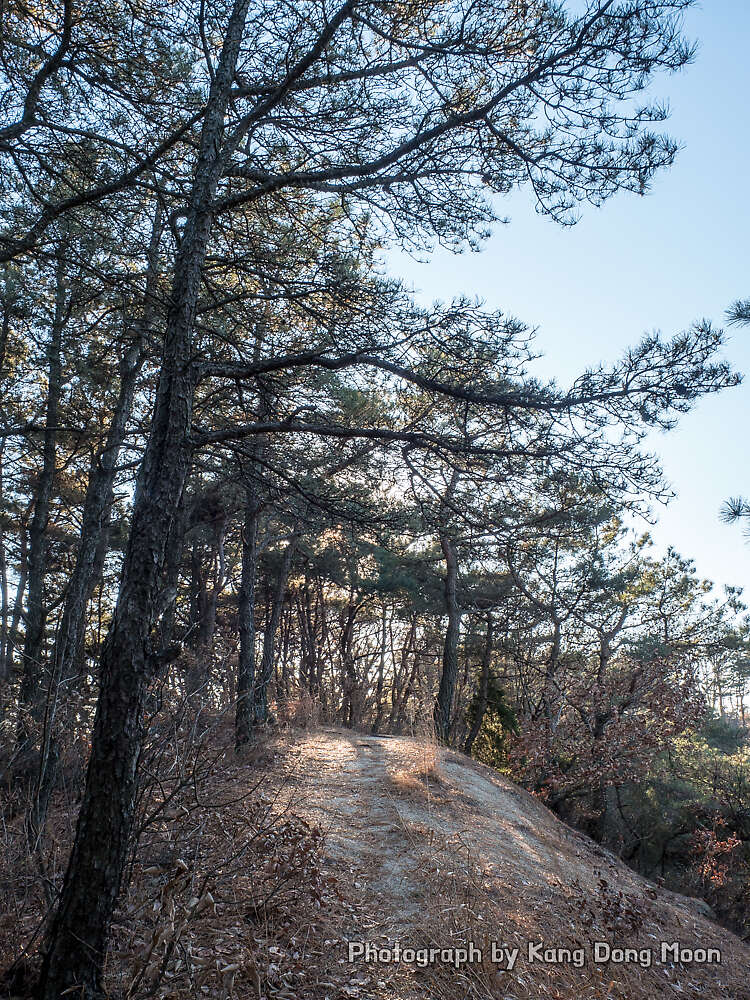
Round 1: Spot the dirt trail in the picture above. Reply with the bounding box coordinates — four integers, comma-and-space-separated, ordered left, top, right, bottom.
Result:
264, 727, 750, 1000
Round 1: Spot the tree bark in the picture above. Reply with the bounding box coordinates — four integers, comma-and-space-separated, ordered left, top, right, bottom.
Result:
340, 600, 359, 729
371, 602, 388, 734
0, 441, 9, 690
51, 212, 160, 699
0, 294, 13, 693
254, 529, 299, 725
434, 532, 460, 743
186, 521, 226, 698
155, 491, 188, 651
464, 616, 493, 756
17, 258, 66, 741
235, 473, 262, 747
4, 504, 30, 685
36, 4, 250, 994
389, 617, 414, 730
297, 582, 317, 694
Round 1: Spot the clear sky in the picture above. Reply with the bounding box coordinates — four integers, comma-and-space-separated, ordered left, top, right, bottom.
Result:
387, 0, 750, 597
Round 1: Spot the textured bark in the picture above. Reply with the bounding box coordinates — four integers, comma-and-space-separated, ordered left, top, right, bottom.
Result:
463, 617, 493, 756
156, 492, 188, 650
4, 506, 30, 682
235, 478, 261, 746
186, 522, 226, 697
0, 442, 9, 689
434, 532, 460, 743
28, 214, 159, 878
254, 530, 299, 725
390, 616, 417, 731
36, 3, 250, 995
340, 600, 359, 729
48, 349, 138, 685
52, 212, 160, 697
17, 262, 66, 738
371, 603, 388, 734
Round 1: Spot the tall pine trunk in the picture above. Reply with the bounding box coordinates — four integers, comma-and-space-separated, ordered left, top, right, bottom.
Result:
235, 476, 262, 746
4, 505, 30, 689
186, 523, 226, 699
51, 212, 160, 699
0, 300, 13, 692
0, 441, 9, 691
434, 532, 460, 743
17, 258, 66, 743
37, 4, 250, 994
340, 600, 359, 729
254, 529, 299, 725
371, 602, 388, 734
463, 617, 493, 756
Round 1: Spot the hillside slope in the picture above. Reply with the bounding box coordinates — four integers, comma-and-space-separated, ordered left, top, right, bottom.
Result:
3, 725, 749, 1000
264, 727, 749, 1000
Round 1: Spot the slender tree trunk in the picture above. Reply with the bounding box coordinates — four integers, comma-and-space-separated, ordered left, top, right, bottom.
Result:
434, 533, 460, 743
186, 526, 225, 698
156, 491, 188, 650
17, 261, 66, 741
715, 660, 725, 717
235, 475, 262, 747
464, 616, 493, 756
5, 506, 30, 681
36, 6, 250, 994
44, 339, 142, 696
280, 603, 292, 698
73, 495, 114, 674
390, 617, 417, 731
254, 530, 299, 725
588, 632, 617, 840
0, 304, 13, 685
52, 213, 160, 699
315, 579, 327, 702
0, 441, 9, 690
395, 651, 420, 732
30, 215, 159, 884
541, 617, 562, 728
340, 601, 358, 729
0, 301, 10, 377
314, 589, 325, 696
298, 584, 317, 693
372, 602, 387, 734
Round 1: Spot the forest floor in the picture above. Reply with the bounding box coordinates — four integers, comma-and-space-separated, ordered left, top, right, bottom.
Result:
257, 727, 750, 1000
2, 723, 750, 999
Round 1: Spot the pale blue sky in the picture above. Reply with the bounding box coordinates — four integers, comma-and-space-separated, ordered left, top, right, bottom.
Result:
388, 1, 750, 595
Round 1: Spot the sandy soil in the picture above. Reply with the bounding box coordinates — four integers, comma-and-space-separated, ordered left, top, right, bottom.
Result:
262, 727, 750, 1000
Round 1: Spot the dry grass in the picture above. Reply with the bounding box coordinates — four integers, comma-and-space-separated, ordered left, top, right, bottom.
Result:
386, 767, 445, 805
3, 725, 750, 1000
386, 732, 443, 805
385, 696, 443, 799
1, 715, 360, 1000
376, 749, 750, 1000
275, 692, 324, 730
259, 729, 750, 1000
